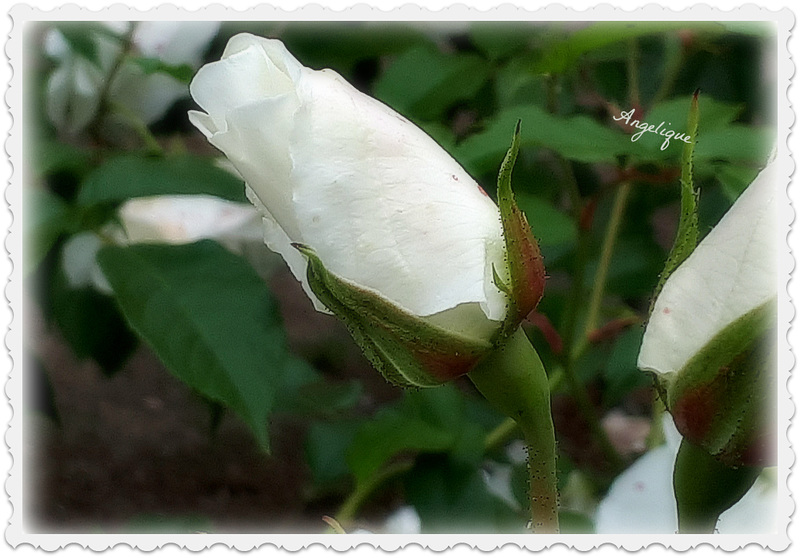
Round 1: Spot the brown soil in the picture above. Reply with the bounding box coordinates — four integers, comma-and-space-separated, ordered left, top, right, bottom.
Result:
25, 267, 397, 534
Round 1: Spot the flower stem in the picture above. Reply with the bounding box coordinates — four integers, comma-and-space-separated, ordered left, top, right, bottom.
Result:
468, 328, 559, 533
579, 181, 632, 353
329, 459, 413, 531
674, 439, 760, 533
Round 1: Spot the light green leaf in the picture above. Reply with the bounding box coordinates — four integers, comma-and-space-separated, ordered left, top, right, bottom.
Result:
693, 126, 773, 164
129, 56, 195, 83
97, 240, 289, 451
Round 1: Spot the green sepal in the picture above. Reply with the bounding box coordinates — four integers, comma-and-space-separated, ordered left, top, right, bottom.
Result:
673, 438, 761, 534
657, 298, 776, 467
495, 121, 546, 341
650, 91, 701, 314
294, 244, 493, 388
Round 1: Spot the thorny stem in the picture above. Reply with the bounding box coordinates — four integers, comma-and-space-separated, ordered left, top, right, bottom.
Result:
468, 329, 559, 533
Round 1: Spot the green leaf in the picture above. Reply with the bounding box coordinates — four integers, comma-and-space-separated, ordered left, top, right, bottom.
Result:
25, 188, 72, 274
455, 105, 631, 175
708, 163, 761, 202
96, 241, 289, 451
373, 45, 490, 121
603, 326, 650, 407
48, 252, 137, 374
405, 454, 524, 533
78, 155, 247, 207
277, 24, 428, 73
643, 96, 743, 135
534, 22, 726, 74
34, 139, 93, 178
129, 57, 195, 83
345, 386, 477, 486
515, 193, 578, 247
469, 24, 534, 60
693, 126, 773, 164
346, 408, 454, 485
305, 419, 364, 488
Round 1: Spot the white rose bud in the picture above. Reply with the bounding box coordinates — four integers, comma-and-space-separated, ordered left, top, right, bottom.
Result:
189, 33, 544, 387
638, 159, 778, 467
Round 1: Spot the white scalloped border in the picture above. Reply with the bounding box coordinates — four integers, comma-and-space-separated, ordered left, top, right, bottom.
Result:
3, 1, 795, 553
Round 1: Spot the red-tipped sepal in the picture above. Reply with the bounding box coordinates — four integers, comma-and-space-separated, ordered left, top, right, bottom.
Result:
495, 121, 546, 340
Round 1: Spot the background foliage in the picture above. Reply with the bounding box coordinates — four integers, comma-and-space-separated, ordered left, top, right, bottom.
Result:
25, 20, 774, 533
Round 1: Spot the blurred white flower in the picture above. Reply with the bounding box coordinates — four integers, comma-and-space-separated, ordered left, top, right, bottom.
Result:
383, 505, 422, 534
61, 195, 262, 294
44, 21, 220, 135
116, 195, 262, 250
62, 231, 113, 294
594, 416, 777, 534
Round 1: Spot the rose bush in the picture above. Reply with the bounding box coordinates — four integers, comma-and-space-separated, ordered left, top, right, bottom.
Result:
189, 33, 544, 386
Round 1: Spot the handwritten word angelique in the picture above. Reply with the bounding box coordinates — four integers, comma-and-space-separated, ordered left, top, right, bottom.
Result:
614, 109, 693, 151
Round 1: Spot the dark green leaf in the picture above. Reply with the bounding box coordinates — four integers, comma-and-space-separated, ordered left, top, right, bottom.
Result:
707, 163, 761, 202
97, 241, 289, 451
305, 419, 364, 488
469, 24, 533, 60
25, 188, 72, 274
126, 514, 213, 534
515, 193, 578, 247
534, 22, 725, 74
346, 408, 454, 485
48, 254, 137, 374
34, 139, 93, 178
78, 154, 247, 207
373, 45, 490, 121
456, 105, 631, 175
603, 326, 650, 407
405, 454, 524, 533
345, 385, 480, 485
643, 96, 743, 134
